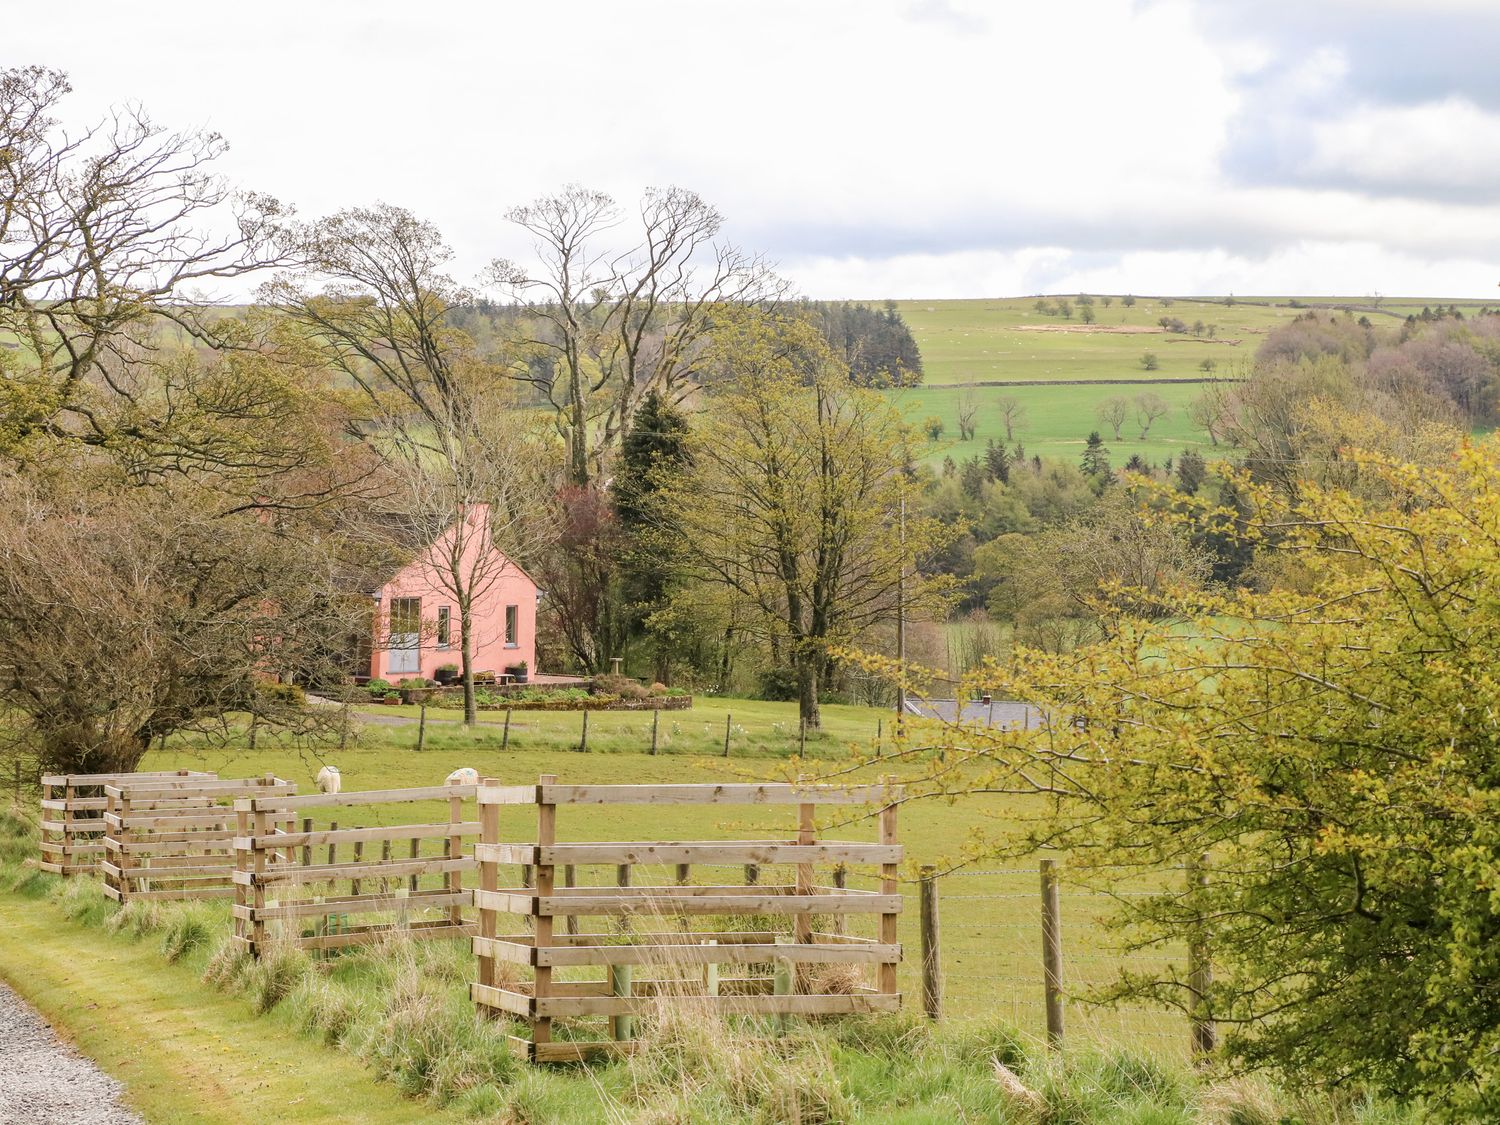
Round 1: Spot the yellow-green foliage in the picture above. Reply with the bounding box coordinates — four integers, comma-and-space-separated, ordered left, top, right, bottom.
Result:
870, 439, 1500, 1117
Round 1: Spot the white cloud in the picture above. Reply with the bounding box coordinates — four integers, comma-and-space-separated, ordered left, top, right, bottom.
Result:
1303, 97, 1500, 198
4, 0, 1495, 297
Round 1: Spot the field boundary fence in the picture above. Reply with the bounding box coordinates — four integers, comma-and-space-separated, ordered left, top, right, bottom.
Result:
39, 770, 215, 876
471, 775, 904, 1062
860, 858, 1216, 1058
233, 780, 480, 955
102, 775, 297, 904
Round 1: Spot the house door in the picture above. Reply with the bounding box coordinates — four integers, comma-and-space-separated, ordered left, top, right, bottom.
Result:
388, 597, 421, 675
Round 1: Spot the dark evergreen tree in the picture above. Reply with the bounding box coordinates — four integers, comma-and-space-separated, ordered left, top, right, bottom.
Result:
1081, 431, 1112, 480
614, 390, 692, 681
985, 439, 1011, 484
797, 300, 924, 386
959, 456, 987, 499
1177, 448, 1207, 495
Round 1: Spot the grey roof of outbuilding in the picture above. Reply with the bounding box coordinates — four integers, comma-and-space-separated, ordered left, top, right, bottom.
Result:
902, 698, 1042, 729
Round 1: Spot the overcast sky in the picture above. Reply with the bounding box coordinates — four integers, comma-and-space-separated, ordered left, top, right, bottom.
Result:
9, 0, 1500, 298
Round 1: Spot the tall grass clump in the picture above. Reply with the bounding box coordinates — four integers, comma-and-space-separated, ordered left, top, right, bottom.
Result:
53, 875, 115, 928
160, 902, 224, 963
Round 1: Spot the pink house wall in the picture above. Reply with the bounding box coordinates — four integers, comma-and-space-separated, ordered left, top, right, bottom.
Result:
367, 506, 538, 682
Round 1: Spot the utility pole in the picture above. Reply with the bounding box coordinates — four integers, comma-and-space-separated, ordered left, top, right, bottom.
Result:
895, 490, 906, 735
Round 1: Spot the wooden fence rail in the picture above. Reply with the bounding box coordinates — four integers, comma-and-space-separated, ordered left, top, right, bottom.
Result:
471, 774, 904, 1063
233, 780, 479, 956
101, 775, 297, 904
39, 771, 215, 876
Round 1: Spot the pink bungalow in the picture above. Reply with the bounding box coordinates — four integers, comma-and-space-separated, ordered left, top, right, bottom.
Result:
364, 504, 539, 683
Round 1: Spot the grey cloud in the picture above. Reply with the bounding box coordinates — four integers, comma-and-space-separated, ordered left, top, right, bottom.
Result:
1191, 0, 1500, 202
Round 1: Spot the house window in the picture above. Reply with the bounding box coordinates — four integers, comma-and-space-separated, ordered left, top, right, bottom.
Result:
436, 606, 451, 649
504, 605, 518, 646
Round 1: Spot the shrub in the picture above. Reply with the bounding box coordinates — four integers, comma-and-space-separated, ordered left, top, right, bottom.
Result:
593, 673, 651, 700
757, 664, 799, 701
257, 680, 306, 706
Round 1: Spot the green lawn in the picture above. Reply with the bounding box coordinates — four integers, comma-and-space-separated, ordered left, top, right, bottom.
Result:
894, 379, 1220, 466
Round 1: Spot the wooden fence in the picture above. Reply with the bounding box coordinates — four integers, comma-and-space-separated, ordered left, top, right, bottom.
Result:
101, 776, 298, 904
39, 771, 215, 876
471, 774, 904, 1062
233, 781, 479, 955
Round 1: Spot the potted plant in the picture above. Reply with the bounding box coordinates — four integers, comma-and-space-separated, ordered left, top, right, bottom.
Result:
434, 663, 460, 686
504, 660, 529, 685
382, 691, 402, 706
366, 678, 391, 700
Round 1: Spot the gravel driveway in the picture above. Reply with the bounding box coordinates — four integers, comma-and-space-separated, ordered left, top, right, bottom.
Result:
0, 980, 142, 1124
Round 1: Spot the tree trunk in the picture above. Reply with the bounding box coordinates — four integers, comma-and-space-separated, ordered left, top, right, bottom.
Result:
461, 606, 477, 726
797, 656, 821, 732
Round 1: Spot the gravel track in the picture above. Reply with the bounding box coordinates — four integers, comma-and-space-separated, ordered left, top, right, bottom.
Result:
0, 980, 142, 1124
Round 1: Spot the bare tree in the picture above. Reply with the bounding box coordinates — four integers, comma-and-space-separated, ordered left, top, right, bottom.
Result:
270, 205, 555, 718
0, 67, 290, 455
957, 392, 979, 441
379, 393, 554, 723
1186, 391, 1223, 446
489, 185, 784, 486
1134, 392, 1170, 439
996, 395, 1028, 441
1096, 396, 1129, 440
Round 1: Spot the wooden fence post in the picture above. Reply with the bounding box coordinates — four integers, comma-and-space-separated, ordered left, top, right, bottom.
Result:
723, 712, 732, 757
1188, 853, 1216, 1059
920, 865, 942, 1021
744, 862, 759, 886
878, 791, 900, 1001
234, 802, 250, 949
610, 965, 634, 1042
476, 776, 499, 1000
251, 801, 269, 956
564, 864, 579, 936
533, 773, 558, 1048
447, 778, 464, 927
301, 818, 312, 867
579, 709, 589, 752
1041, 858, 1064, 1049
502, 708, 512, 750
416, 701, 427, 752
832, 863, 848, 936
650, 709, 659, 755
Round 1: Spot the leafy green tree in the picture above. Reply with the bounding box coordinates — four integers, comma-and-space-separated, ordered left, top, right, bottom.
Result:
863, 446, 1500, 1115
667, 311, 952, 729
1141, 351, 1160, 371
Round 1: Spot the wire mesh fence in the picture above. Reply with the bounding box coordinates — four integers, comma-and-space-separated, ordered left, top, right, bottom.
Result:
846, 862, 1194, 1056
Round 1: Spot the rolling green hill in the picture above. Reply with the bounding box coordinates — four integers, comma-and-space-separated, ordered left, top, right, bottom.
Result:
886, 295, 1494, 468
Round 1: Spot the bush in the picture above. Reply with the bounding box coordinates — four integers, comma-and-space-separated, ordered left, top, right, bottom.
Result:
257, 680, 306, 706
592, 673, 651, 701
758, 664, 800, 701
366, 678, 391, 694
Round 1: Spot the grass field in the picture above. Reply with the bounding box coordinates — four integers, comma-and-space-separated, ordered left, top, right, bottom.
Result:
146, 698, 1189, 1055
885, 295, 1495, 468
